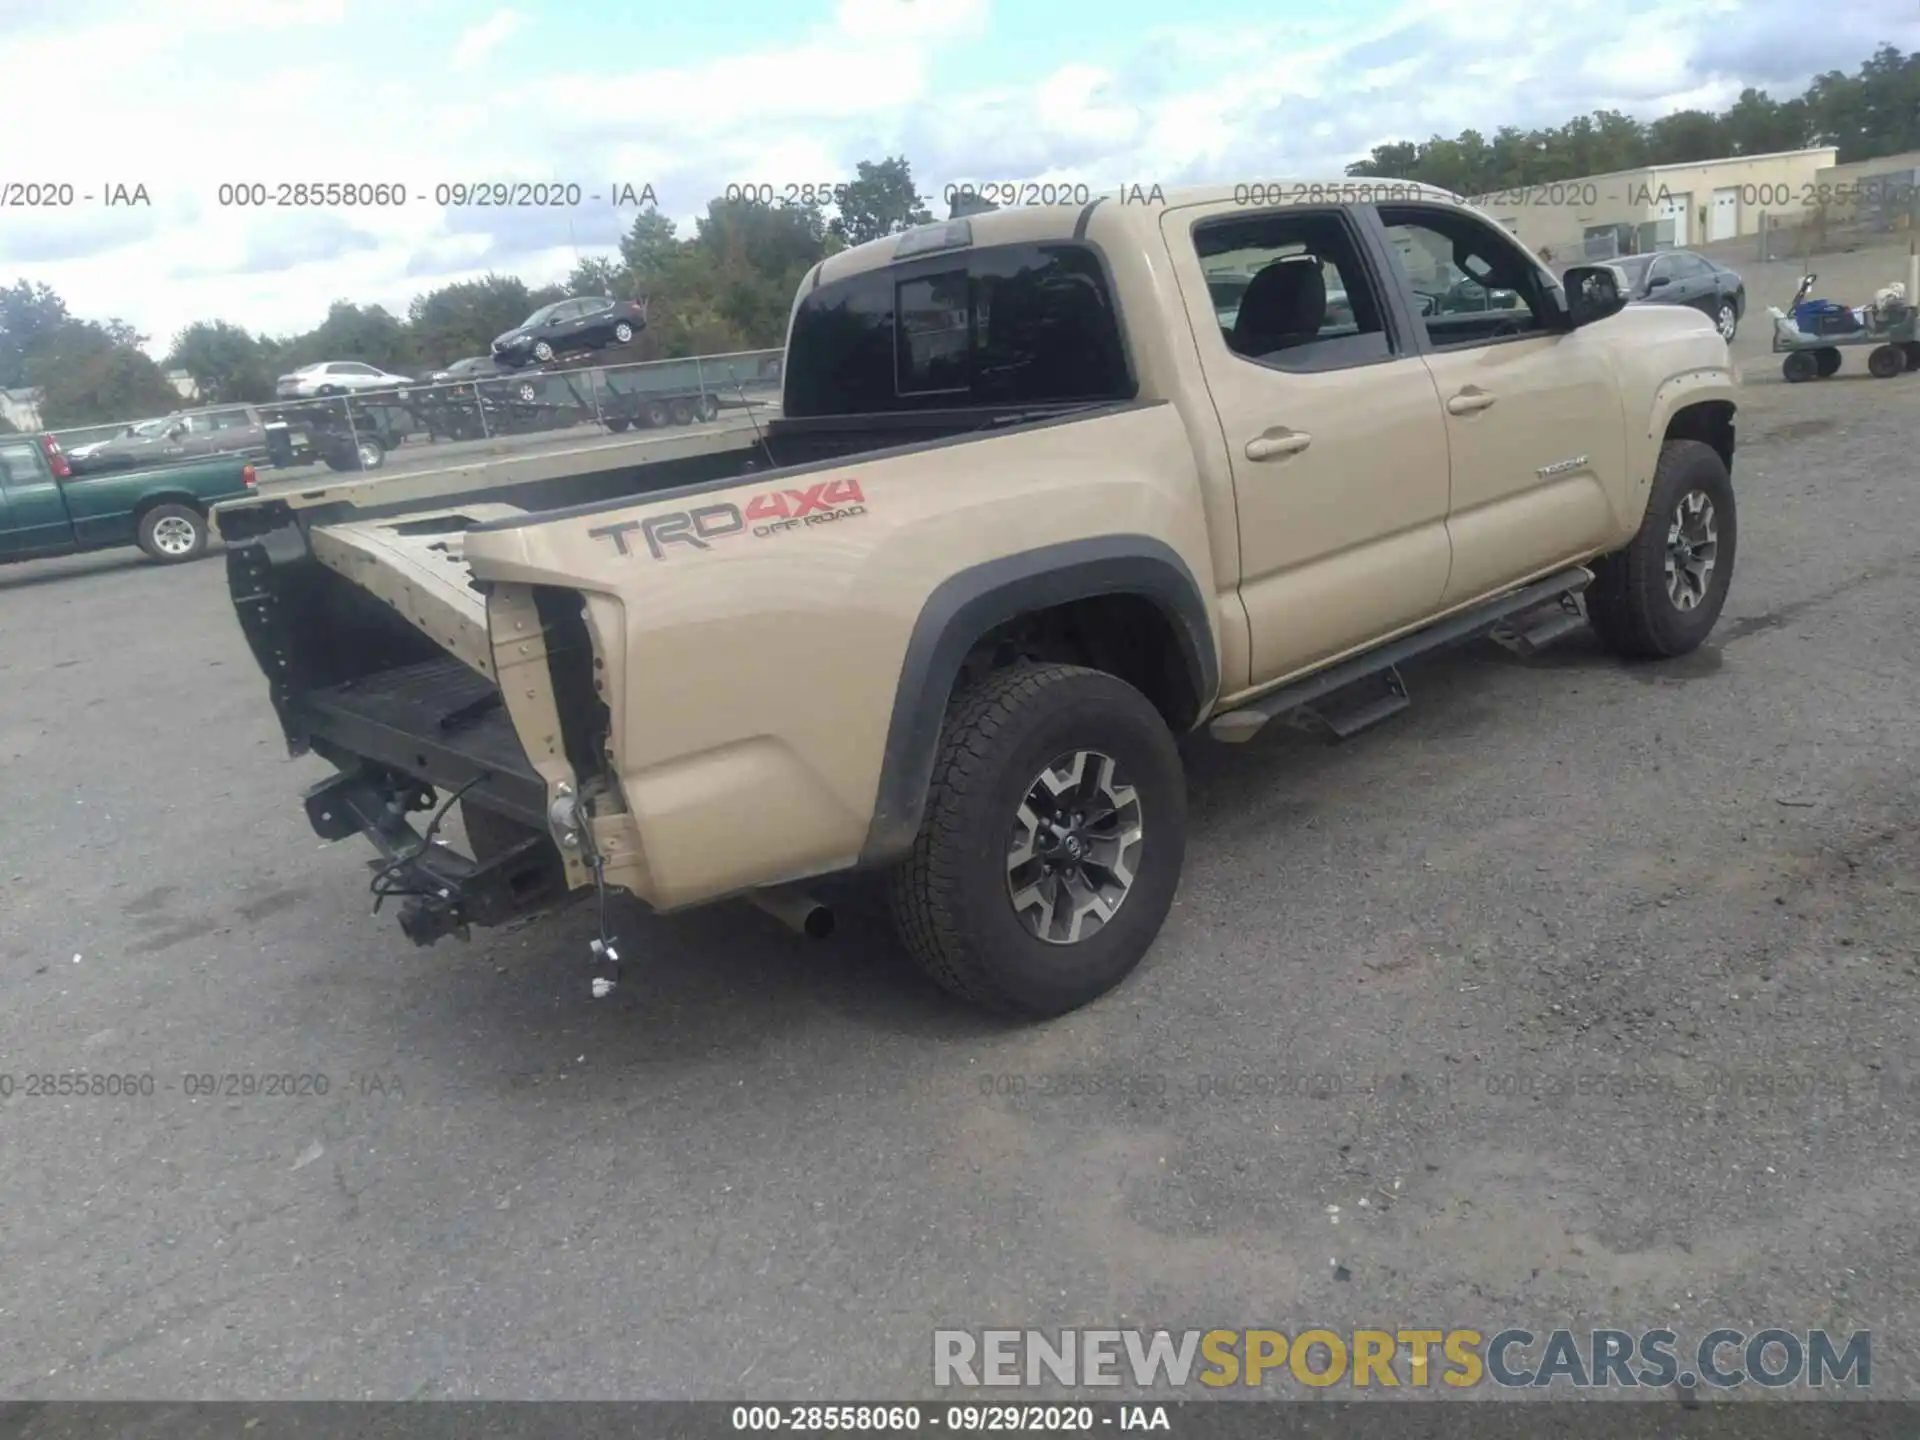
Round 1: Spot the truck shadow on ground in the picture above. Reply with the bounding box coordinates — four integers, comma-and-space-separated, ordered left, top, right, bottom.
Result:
363, 549, 1918, 1089
358, 630, 1673, 1095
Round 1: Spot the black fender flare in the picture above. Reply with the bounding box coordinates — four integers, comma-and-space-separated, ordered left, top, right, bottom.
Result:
858, 534, 1219, 867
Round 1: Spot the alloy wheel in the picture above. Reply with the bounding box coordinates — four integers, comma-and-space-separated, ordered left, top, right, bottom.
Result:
1005, 749, 1144, 945
1665, 489, 1719, 611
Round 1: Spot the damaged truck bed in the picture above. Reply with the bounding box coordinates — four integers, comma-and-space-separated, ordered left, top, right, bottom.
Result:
215, 191, 1737, 1018
215, 395, 1082, 953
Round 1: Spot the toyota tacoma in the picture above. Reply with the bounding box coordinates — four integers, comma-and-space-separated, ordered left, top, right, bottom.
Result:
213, 183, 1738, 1019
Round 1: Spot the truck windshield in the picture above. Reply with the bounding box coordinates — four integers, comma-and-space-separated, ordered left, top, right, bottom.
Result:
782, 241, 1133, 417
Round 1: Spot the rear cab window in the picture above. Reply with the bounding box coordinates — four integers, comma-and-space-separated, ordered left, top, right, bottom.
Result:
782, 241, 1135, 418
0, 437, 47, 487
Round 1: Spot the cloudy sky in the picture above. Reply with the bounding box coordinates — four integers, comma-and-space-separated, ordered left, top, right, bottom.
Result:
4, 0, 1917, 355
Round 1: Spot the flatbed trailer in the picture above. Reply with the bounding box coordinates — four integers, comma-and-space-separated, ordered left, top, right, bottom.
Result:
262, 394, 418, 473
506, 347, 782, 434
262, 349, 784, 470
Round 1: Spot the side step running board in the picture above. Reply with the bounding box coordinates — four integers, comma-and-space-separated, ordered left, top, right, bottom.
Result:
1210, 566, 1593, 744
1489, 593, 1589, 657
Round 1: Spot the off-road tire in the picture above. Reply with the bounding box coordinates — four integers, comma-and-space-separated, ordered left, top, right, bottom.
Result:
887, 662, 1187, 1019
136, 502, 208, 564
1586, 438, 1736, 659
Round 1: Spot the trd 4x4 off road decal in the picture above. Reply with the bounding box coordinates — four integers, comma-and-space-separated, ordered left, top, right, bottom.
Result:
589, 478, 868, 561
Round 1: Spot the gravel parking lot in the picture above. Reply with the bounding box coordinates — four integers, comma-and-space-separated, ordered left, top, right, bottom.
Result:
1, 315, 1916, 1400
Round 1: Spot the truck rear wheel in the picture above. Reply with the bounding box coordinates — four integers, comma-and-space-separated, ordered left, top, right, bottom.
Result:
137, 503, 208, 564
888, 662, 1187, 1019
1585, 438, 1736, 659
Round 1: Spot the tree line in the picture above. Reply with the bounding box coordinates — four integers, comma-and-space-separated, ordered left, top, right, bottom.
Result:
3, 43, 1916, 428
0, 157, 931, 428
1346, 43, 1919, 192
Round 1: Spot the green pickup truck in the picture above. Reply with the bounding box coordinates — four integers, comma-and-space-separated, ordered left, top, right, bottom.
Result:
0, 432, 258, 565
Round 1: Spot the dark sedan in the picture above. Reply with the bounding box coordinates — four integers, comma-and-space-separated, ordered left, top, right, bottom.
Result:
1597, 250, 1745, 342
490, 296, 649, 368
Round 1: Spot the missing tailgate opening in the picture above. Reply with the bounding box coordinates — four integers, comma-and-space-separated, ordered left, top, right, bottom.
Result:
531, 585, 613, 790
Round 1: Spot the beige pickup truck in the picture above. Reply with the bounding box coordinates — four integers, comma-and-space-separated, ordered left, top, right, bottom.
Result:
215, 182, 1738, 1019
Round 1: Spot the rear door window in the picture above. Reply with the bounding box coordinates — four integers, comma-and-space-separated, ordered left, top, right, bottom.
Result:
783, 241, 1133, 417
1190, 207, 1393, 372
0, 438, 44, 487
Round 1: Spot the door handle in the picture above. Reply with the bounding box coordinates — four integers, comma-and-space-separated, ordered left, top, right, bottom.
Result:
1446, 388, 1497, 415
1245, 429, 1312, 461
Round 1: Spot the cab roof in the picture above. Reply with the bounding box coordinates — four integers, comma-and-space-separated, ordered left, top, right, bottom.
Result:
810, 179, 1470, 288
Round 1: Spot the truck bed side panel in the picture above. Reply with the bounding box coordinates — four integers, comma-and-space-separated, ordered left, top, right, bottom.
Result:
459, 402, 1220, 911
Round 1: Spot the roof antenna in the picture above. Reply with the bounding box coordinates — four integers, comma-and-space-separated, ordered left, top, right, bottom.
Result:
722, 361, 778, 471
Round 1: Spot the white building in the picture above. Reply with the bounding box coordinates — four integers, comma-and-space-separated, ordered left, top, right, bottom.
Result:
1468, 147, 1839, 259
0, 386, 45, 432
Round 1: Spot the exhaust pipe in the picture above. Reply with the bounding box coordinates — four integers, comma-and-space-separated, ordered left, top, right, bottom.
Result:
747, 887, 835, 940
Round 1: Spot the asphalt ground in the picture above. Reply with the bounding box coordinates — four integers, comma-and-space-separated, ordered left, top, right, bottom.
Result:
0, 322, 1916, 1401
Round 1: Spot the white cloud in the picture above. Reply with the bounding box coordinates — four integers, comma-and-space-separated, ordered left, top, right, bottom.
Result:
449, 10, 525, 71
5, 0, 1918, 353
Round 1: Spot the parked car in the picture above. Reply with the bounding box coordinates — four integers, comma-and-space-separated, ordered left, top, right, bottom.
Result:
427, 356, 507, 386
65, 416, 172, 463
67, 405, 271, 472
491, 296, 648, 368
1589, 250, 1745, 342
216, 184, 1739, 1020
1415, 277, 1521, 315
1, 432, 256, 565
275, 361, 415, 400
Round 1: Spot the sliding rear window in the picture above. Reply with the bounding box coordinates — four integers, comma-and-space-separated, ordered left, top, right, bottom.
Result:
782, 242, 1135, 417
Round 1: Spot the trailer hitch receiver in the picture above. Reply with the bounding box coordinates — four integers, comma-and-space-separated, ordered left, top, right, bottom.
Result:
303, 767, 571, 947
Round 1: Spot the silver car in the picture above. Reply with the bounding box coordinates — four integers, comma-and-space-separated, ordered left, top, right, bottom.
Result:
275, 361, 414, 399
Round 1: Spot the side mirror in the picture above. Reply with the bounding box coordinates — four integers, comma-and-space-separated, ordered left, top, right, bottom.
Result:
1563, 265, 1629, 327
1647, 273, 1670, 290
169, 424, 188, 439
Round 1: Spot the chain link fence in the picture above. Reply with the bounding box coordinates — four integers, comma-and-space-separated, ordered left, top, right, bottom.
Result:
1754, 168, 1920, 262
47, 347, 784, 474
